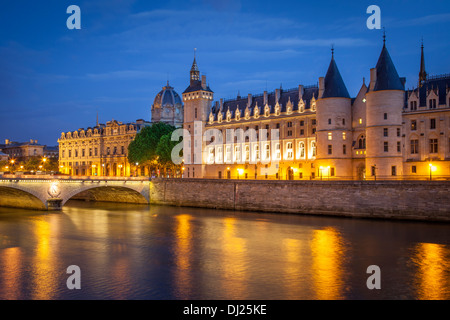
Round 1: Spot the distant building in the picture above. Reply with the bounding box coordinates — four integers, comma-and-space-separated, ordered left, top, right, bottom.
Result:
58, 119, 150, 176
151, 81, 184, 127
0, 151, 8, 161
0, 139, 45, 161
44, 146, 59, 160
183, 40, 450, 180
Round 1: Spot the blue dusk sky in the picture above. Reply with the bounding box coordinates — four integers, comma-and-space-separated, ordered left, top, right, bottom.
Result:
0, 0, 449, 146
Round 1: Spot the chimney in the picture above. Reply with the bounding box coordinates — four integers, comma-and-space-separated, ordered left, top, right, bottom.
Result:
318, 77, 325, 99
298, 85, 304, 101
275, 88, 281, 104
369, 68, 377, 91
201, 75, 207, 90
263, 91, 268, 105
247, 93, 252, 107
220, 98, 223, 110
5, 139, 9, 145
30, 139, 34, 144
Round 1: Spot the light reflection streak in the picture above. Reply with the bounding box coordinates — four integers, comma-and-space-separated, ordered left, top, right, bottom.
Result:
283, 238, 304, 298
412, 242, 450, 300
310, 227, 346, 300
32, 218, 56, 300
174, 214, 193, 298
222, 217, 248, 299
1, 247, 22, 300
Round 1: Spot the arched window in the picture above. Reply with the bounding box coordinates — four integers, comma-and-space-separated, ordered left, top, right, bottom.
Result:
358, 135, 366, 149
311, 141, 316, 157
264, 143, 270, 160
299, 142, 305, 158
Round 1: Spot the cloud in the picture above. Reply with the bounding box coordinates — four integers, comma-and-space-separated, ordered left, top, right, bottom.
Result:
394, 13, 450, 27
85, 70, 163, 80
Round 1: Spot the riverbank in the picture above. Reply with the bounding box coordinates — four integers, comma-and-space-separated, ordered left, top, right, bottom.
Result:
149, 178, 450, 222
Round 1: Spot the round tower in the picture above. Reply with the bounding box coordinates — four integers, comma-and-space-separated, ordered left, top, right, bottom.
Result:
316, 49, 353, 179
365, 38, 404, 180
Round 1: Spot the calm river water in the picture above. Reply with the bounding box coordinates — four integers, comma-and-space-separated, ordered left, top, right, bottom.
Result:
0, 200, 449, 300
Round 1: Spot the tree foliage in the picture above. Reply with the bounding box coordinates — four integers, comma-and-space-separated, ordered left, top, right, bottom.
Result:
128, 122, 176, 165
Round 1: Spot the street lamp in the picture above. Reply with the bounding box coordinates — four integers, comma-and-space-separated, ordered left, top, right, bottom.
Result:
429, 163, 436, 181
237, 168, 244, 180
10, 159, 15, 174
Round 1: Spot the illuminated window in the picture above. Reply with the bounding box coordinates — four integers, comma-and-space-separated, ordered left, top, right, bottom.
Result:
286, 142, 293, 159
311, 141, 316, 157
275, 143, 281, 160
359, 118, 362, 124
234, 145, 241, 162
299, 142, 305, 158
265, 144, 270, 160
342, 132, 346, 140
245, 145, 250, 162
328, 132, 332, 140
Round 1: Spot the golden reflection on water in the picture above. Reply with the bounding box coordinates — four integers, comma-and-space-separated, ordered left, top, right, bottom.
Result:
310, 227, 346, 300
32, 217, 57, 300
412, 243, 450, 300
1, 247, 22, 300
174, 214, 193, 297
222, 217, 248, 299
283, 238, 306, 298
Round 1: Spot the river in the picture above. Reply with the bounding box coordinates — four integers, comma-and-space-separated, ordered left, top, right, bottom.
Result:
0, 200, 449, 300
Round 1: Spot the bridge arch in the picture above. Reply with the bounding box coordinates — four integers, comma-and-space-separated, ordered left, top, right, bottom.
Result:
62, 185, 149, 206
0, 186, 47, 210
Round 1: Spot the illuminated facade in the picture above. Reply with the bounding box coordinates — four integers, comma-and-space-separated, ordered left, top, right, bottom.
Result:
184, 41, 450, 180
58, 119, 150, 176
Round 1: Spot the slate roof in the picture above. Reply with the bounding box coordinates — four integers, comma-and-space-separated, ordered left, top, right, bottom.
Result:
373, 44, 404, 91
322, 56, 350, 99
209, 86, 319, 121
407, 74, 450, 107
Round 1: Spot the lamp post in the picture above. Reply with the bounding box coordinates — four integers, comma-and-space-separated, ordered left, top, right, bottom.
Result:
10, 159, 15, 174
429, 163, 436, 181
42, 157, 47, 174
237, 168, 244, 180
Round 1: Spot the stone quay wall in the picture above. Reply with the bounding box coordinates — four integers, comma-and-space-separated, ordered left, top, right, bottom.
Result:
149, 178, 450, 222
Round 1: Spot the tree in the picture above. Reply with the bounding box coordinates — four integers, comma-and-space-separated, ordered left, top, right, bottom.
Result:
156, 133, 183, 177
128, 122, 177, 175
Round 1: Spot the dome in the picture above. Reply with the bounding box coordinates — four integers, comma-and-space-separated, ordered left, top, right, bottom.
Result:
153, 82, 182, 109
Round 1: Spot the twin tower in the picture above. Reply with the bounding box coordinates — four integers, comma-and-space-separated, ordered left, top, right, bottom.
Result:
315, 39, 405, 179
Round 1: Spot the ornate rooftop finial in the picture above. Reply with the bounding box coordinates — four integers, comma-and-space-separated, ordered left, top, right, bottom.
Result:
331, 44, 335, 59
419, 38, 427, 86
382, 27, 386, 47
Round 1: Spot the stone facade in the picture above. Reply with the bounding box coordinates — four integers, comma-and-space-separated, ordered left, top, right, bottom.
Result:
150, 178, 450, 221
58, 119, 150, 177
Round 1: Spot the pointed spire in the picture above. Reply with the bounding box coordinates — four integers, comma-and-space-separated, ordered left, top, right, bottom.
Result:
96, 111, 99, 127
419, 38, 427, 85
373, 38, 404, 91
322, 48, 350, 99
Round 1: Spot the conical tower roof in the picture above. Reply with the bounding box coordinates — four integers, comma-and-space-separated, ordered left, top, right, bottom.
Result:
373, 41, 404, 91
322, 50, 350, 99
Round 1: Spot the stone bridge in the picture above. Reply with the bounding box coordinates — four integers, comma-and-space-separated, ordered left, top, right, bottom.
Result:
0, 175, 150, 211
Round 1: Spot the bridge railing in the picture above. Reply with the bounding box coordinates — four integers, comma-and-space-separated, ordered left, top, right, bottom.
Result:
0, 174, 150, 182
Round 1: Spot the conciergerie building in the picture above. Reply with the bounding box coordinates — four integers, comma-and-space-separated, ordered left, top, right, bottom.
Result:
182, 38, 450, 180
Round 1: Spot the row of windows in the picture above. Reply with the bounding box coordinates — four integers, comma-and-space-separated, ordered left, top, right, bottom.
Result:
410, 139, 440, 154
410, 118, 439, 131
207, 141, 318, 163
62, 146, 126, 158
408, 98, 449, 110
